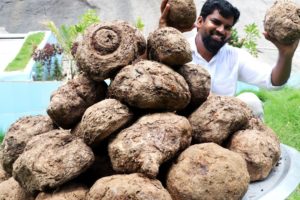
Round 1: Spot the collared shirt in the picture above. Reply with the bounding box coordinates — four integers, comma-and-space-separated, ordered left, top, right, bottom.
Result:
187, 30, 281, 96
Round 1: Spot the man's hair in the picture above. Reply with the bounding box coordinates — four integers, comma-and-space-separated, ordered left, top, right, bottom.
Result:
200, 0, 240, 25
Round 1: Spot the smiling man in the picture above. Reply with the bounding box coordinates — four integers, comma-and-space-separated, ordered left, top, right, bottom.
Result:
159, 0, 299, 118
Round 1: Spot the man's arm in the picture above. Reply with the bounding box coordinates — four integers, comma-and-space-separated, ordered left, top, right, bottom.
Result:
264, 32, 300, 86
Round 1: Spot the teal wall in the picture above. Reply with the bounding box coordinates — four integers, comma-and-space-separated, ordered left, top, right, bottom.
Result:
0, 81, 61, 132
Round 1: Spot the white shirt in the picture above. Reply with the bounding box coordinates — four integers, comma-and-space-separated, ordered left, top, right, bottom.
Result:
187, 31, 282, 96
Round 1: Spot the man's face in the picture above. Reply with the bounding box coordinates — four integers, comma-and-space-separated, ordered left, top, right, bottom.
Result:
197, 10, 234, 54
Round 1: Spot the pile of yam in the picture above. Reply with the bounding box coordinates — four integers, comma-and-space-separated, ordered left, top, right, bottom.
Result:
0, 1, 284, 198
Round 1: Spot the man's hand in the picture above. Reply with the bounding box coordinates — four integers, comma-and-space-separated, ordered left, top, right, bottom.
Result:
263, 32, 299, 56
159, 0, 170, 28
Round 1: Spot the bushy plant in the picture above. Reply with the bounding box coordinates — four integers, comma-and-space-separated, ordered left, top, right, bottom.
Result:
229, 23, 261, 57
73, 9, 100, 33
32, 43, 63, 80
229, 28, 244, 48
135, 16, 145, 31
53, 58, 63, 81
35, 62, 43, 81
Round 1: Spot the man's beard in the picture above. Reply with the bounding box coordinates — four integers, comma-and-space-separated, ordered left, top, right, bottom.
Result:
202, 33, 228, 55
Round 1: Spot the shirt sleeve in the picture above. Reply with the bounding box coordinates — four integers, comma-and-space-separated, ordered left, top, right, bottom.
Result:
237, 48, 284, 90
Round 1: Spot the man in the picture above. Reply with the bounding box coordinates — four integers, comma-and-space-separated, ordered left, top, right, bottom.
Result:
159, 0, 299, 118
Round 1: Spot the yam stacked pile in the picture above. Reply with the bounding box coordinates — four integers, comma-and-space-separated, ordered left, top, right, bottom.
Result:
0, 20, 280, 200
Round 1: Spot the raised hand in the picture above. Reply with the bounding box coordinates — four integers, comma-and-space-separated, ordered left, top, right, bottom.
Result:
263, 31, 299, 56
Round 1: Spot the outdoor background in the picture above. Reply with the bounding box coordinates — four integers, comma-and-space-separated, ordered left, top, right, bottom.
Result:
0, 0, 300, 199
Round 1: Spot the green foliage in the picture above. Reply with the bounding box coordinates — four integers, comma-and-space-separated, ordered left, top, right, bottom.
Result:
53, 58, 63, 81
73, 9, 100, 33
32, 43, 63, 81
229, 28, 244, 48
0, 129, 4, 144
5, 32, 45, 71
135, 16, 145, 31
43, 9, 100, 58
229, 23, 260, 57
242, 23, 261, 57
35, 62, 43, 81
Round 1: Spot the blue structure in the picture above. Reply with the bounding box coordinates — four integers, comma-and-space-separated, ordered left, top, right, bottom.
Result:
0, 81, 62, 132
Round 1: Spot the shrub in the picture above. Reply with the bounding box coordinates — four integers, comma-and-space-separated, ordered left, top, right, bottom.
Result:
32, 43, 63, 81
229, 23, 261, 57
135, 17, 145, 31
0, 129, 4, 144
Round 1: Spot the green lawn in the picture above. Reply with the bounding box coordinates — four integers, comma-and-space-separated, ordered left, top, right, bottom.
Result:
5, 32, 45, 71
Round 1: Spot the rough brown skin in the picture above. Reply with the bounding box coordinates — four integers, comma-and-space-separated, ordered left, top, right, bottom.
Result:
0, 177, 34, 200
0, 147, 9, 183
177, 63, 211, 115
47, 73, 107, 129
167, 0, 197, 30
12, 130, 94, 193
108, 112, 192, 178
1, 115, 56, 175
75, 21, 146, 81
72, 99, 133, 146
188, 95, 253, 144
108, 60, 191, 111
147, 27, 192, 66
228, 128, 281, 181
35, 183, 88, 200
264, 0, 300, 44
246, 117, 269, 130
166, 143, 250, 200
87, 173, 173, 200
0, 166, 9, 184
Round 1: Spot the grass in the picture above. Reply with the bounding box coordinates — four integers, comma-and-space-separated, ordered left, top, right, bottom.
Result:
5, 32, 45, 71
242, 87, 300, 200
